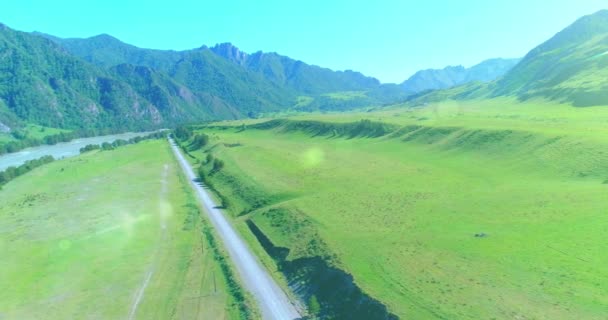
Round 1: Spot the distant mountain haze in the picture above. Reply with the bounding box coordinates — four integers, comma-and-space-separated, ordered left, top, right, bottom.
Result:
401, 58, 521, 94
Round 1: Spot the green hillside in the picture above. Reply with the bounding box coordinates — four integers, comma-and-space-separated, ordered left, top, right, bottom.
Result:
0, 24, 410, 133
211, 44, 408, 108
493, 10, 608, 106
50, 35, 407, 114
0, 25, 220, 130
409, 10, 608, 107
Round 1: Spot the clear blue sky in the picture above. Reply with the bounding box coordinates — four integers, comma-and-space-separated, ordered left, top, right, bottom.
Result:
1, 0, 606, 83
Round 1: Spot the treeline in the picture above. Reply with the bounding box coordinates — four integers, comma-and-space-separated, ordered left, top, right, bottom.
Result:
172, 126, 211, 160
79, 131, 167, 153
174, 125, 193, 141
0, 132, 167, 189
0, 155, 54, 186
172, 127, 230, 208
196, 154, 229, 208
0, 127, 140, 156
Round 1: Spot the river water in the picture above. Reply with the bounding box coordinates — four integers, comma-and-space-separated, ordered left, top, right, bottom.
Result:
0, 132, 151, 171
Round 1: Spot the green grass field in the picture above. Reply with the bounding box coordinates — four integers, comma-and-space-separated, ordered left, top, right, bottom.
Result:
0, 140, 244, 319
190, 98, 608, 319
0, 124, 70, 143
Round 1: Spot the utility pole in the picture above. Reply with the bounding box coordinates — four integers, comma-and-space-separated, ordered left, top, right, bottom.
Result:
213, 270, 217, 293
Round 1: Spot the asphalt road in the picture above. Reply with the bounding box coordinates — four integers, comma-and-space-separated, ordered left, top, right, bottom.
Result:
169, 138, 301, 320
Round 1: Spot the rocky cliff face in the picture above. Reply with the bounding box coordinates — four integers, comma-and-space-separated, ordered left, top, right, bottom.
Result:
210, 42, 249, 66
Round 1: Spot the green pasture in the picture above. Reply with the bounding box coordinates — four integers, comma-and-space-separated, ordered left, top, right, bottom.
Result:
192, 98, 608, 319
0, 140, 240, 319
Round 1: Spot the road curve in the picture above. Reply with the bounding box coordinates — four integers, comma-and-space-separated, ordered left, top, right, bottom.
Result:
168, 138, 301, 320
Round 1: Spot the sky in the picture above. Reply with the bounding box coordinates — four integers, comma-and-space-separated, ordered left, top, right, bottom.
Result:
1, 1, 607, 83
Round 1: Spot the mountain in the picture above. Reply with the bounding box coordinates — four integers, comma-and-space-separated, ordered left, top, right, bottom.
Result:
47, 35, 408, 113
492, 9, 608, 106
401, 58, 520, 93
407, 10, 608, 107
210, 43, 382, 95
47, 35, 297, 114
1, 24, 298, 131
0, 24, 169, 130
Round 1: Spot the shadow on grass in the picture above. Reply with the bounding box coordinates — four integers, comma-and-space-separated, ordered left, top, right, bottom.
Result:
246, 220, 399, 320
248, 119, 398, 140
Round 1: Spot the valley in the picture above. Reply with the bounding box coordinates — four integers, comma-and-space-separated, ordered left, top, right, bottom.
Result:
182, 98, 608, 319
1, 6, 608, 320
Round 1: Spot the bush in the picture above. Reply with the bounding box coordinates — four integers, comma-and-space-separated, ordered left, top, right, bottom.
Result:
309, 295, 321, 316
197, 164, 207, 182
212, 159, 225, 172
101, 142, 114, 151
174, 126, 193, 141
190, 133, 209, 150
0, 155, 54, 186
79, 144, 101, 153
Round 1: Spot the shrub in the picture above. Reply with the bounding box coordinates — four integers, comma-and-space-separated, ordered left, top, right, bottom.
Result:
190, 133, 209, 150
212, 159, 225, 172
174, 126, 193, 141
197, 164, 207, 182
79, 144, 101, 153
309, 295, 321, 316
101, 142, 114, 151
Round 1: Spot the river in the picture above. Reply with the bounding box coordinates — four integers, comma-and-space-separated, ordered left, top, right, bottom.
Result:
0, 132, 151, 171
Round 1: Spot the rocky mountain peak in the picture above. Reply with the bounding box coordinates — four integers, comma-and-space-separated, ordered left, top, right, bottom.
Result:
210, 42, 249, 65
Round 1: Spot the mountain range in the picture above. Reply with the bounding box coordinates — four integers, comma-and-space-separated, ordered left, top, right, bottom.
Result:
401, 58, 521, 93
411, 9, 608, 107
2, 9, 608, 132
0, 26, 406, 130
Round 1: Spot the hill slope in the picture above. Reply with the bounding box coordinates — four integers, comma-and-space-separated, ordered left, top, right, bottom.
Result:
0, 25, 285, 130
407, 10, 608, 107
0, 25, 164, 130
47, 35, 299, 116
492, 9, 608, 106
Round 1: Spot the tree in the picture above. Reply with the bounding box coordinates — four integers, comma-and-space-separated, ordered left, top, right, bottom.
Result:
212, 159, 225, 172
197, 164, 207, 182
308, 295, 321, 316
221, 195, 231, 209
112, 139, 128, 148
101, 142, 114, 150
174, 126, 193, 141
191, 133, 209, 150
80, 144, 101, 153
206, 153, 214, 164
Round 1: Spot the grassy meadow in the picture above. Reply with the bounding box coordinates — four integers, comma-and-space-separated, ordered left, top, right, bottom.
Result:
0, 140, 244, 319
0, 124, 70, 143
190, 98, 608, 319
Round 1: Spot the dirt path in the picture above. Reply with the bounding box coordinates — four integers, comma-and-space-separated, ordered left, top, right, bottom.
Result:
127, 164, 170, 320
168, 138, 301, 320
